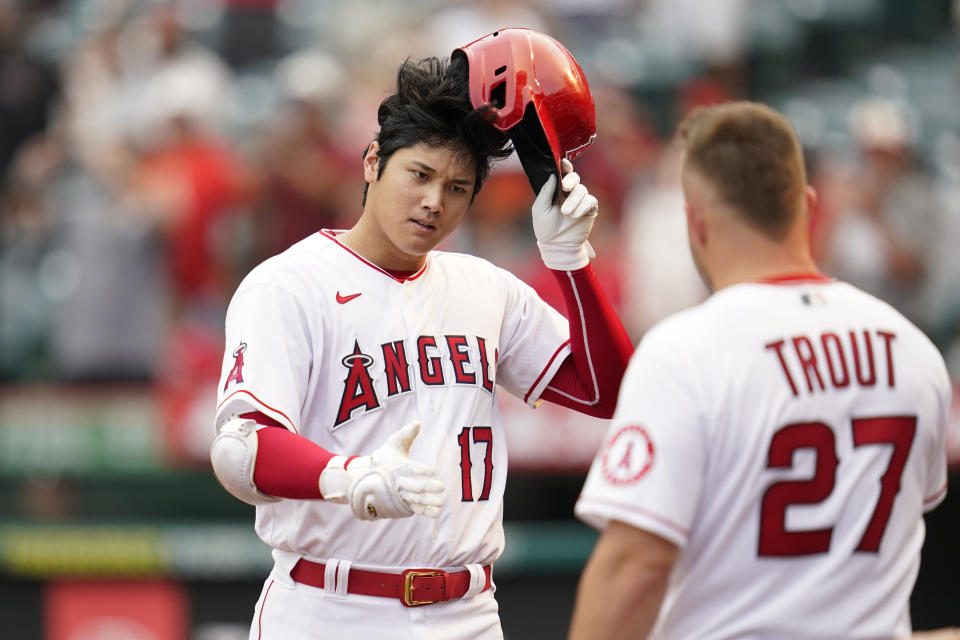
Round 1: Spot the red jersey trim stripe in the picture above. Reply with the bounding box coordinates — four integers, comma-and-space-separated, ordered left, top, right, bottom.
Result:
923, 481, 948, 506
577, 496, 689, 537
217, 389, 299, 434
752, 272, 834, 285
320, 229, 428, 282
257, 579, 275, 639
524, 339, 572, 404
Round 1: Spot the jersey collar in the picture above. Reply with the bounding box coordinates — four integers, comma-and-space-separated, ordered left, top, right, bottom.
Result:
751, 272, 833, 285
320, 229, 428, 283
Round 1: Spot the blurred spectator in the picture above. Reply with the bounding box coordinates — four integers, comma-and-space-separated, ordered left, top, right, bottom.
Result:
0, 2, 247, 384
619, 138, 708, 339
577, 85, 661, 225
244, 49, 358, 262
46, 150, 168, 382
250, 100, 347, 255
132, 116, 245, 315
423, 0, 553, 58
58, 2, 242, 313
125, 4, 233, 155
818, 97, 942, 331
922, 139, 960, 351
218, 0, 281, 69
639, 0, 750, 97
58, 16, 129, 181
0, 138, 60, 381
0, 3, 59, 177
640, 0, 749, 67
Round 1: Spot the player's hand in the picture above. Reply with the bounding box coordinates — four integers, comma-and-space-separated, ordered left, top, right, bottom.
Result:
531, 158, 598, 271
318, 421, 445, 520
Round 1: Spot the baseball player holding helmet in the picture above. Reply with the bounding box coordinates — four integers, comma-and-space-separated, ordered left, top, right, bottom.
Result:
210, 29, 633, 639
569, 102, 952, 640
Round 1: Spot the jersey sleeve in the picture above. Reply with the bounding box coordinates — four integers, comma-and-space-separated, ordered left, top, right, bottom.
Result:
494, 270, 571, 406
923, 360, 952, 512
215, 282, 315, 433
574, 328, 705, 548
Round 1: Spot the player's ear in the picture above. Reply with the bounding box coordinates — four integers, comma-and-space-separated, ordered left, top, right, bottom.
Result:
804, 184, 818, 217
363, 141, 380, 183
685, 202, 707, 247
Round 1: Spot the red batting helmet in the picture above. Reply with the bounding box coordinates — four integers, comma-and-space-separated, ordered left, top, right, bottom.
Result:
453, 28, 597, 196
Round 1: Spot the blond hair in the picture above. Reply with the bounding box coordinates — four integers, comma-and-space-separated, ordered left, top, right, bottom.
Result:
678, 101, 806, 239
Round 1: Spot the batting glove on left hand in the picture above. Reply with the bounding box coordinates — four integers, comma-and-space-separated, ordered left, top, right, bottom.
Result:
318, 421, 445, 521
532, 158, 599, 271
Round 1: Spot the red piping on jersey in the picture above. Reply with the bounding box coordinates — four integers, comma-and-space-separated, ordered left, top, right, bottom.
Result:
217, 389, 298, 434
320, 229, 427, 283
524, 339, 572, 403
544, 270, 600, 407
239, 411, 287, 430
577, 496, 689, 537
924, 481, 948, 506
257, 579, 274, 639
752, 272, 833, 285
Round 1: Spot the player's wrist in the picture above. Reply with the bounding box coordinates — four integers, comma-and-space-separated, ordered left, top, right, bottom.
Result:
318, 455, 355, 502
537, 240, 593, 271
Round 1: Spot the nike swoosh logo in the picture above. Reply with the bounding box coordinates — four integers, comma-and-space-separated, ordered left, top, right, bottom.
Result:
336, 291, 362, 304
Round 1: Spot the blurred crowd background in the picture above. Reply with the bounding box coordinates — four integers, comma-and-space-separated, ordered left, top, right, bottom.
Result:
1, 0, 959, 638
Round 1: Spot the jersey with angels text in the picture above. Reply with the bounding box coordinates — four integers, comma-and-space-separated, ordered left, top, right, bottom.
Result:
216, 230, 571, 572
576, 277, 950, 640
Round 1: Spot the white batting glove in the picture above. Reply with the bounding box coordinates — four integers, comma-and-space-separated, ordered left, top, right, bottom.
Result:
318, 421, 444, 520
532, 158, 599, 271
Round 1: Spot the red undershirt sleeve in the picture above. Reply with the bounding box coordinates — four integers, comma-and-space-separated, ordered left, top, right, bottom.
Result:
244, 411, 335, 499
538, 264, 634, 419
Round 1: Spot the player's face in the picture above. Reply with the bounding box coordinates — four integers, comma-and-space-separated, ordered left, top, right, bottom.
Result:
361, 142, 476, 270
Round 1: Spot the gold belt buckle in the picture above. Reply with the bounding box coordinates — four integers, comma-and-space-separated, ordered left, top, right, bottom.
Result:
402, 570, 444, 607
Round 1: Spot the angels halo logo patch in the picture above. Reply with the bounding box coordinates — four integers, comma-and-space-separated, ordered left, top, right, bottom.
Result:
601, 424, 655, 485
223, 341, 247, 391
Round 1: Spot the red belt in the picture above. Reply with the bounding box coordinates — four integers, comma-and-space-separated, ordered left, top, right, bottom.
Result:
290, 559, 492, 607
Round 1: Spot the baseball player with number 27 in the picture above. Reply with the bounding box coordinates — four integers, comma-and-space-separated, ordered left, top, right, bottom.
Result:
209, 29, 633, 640
569, 102, 953, 640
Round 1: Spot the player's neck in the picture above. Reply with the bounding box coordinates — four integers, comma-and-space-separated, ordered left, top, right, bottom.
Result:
707, 231, 820, 292
712, 260, 822, 291
338, 219, 427, 273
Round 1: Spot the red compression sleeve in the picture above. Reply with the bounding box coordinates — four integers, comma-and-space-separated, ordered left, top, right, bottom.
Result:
538, 265, 634, 419
244, 412, 336, 500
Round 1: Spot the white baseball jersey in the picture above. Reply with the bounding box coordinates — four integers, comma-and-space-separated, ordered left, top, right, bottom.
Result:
576, 277, 951, 639
216, 229, 571, 575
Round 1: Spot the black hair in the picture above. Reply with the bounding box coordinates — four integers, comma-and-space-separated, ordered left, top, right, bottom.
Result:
361, 54, 513, 206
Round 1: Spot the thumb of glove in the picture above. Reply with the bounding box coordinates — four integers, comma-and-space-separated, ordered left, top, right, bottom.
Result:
385, 421, 421, 456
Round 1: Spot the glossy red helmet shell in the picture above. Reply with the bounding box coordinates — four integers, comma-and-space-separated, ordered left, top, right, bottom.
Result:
454, 28, 597, 195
